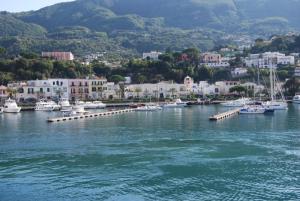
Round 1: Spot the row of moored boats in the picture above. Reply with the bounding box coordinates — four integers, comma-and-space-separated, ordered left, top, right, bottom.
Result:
0, 98, 106, 114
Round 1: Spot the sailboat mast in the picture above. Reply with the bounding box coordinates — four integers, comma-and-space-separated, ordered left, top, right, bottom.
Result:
270, 59, 274, 102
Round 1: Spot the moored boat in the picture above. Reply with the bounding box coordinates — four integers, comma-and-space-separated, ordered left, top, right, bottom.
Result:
292, 95, 300, 104
35, 100, 60, 111
221, 98, 252, 107
239, 106, 266, 114
163, 99, 187, 108
136, 104, 162, 111
59, 98, 72, 112
3, 98, 21, 113
0, 107, 3, 114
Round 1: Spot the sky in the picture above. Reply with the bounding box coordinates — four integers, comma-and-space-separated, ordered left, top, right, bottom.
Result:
0, 0, 74, 12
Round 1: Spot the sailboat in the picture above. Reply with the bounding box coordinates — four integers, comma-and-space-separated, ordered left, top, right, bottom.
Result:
262, 62, 288, 110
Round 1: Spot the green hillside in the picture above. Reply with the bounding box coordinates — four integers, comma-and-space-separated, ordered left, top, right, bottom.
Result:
0, 0, 299, 58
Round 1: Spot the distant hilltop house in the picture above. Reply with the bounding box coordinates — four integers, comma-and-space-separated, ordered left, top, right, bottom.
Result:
244, 52, 295, 68
142, 51, 162, 60
42, 52, 74, 61
231, 68, 248, 78
295, 67, 300, 77
200, 52, 230, 68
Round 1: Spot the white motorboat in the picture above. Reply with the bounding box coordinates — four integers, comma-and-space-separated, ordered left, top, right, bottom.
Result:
163, 99, 187, 108
262, 101, 288, 110
58, 98, 72, 112
239, 106, 266, 114
72, 105, 87, 114
136, 104, 162, 111
0, 107, 3, 114
221, 98, 252, 107
3, 98, 21, 113
92, 101, 106, 109
292, 95, 300, 104
75, 100, 106, 109
35, 100, 60, 111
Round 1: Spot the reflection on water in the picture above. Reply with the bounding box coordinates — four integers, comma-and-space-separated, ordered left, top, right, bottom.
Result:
0, 105, 300, 201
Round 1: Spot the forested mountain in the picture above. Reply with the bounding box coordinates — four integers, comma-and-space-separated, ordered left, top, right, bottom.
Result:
0, 0, 300, 58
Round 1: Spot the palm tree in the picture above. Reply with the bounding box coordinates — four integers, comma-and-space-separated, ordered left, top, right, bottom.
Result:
169, 88, 177, 99
134, 87, 142, 98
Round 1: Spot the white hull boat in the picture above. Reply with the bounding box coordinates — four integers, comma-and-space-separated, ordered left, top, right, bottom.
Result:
163, 99, 187, 108
221, 98, 252, 107
263, 101, 288, 110
59, 98, 72, 112
293, 95, 300, 104
0, 107, 3, 114
75, 101, 106, 109
240, 106, 266, 114
136, 105, 162, 111
3, 98, 21, 113
35, 100, 60, 111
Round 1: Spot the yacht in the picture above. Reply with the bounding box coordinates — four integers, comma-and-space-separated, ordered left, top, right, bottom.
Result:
35, 100, 60, 111
72, 105, 87, 114
262, 101, 288, 110
136, 104, 162, 111
293, 95, 300, 104
3, 98, 21, 113
239, 106, 266, 114
163, 99, 187, 108
221, 98, 252, 107
58, 98, 72, 112
75, 100, 106, 109
92, 101, 106, 109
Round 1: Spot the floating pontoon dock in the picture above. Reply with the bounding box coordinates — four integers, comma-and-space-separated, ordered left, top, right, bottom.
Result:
47, 109, 135, 123
209, 108, 240, 121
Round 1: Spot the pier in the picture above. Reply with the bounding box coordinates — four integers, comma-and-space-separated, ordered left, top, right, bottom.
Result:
209, 108, 240, 121
47, 109, 135, 123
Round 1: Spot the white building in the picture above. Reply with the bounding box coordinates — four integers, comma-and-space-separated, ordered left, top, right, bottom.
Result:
142, 51, 162, 60
125, 81, 190, 99
295, 67, 300, 77
215, 81, 240, 95
202, 62, 230, 68
48, 79, 70, 99
231, 68, 248, 77
245, 52, 295, 68
198, 81, 220, 96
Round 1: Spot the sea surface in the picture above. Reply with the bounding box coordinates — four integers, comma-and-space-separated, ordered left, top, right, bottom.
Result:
0, 105, 300, 201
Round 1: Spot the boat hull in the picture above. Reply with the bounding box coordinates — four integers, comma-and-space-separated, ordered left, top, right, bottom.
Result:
4, 107, 21, 113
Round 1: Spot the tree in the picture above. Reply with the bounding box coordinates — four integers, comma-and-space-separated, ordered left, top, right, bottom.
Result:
197, 67, 212, 81
110, 75, 125, 84
229, 85, 248, 95
169, 88, 177, 99
137, 75, 147, 84
134, 87, 142, 98
0, 47, 6, 57
284, 77, 300, 96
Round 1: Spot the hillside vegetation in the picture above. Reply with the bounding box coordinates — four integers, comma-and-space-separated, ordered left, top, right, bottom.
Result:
0, 0, 299, 57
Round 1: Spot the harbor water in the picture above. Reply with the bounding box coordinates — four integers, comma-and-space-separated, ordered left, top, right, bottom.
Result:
0, 105, 300, 200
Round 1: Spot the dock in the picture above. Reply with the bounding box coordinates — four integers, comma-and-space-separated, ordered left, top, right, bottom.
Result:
47, 109, 135, 123
209, 108, 240, 121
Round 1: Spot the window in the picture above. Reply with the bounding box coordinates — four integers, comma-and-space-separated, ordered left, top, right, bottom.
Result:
72, 82, 75, 86
53, 82, 55, 85
92, 87, 96, 92
40, 88, 43, 93
47, 88, 50, 92
60, 82, 63, 86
